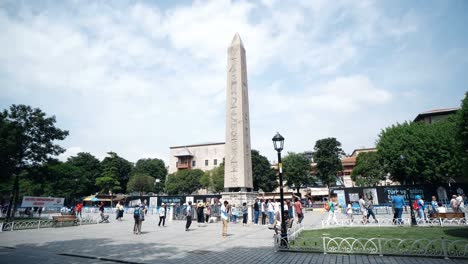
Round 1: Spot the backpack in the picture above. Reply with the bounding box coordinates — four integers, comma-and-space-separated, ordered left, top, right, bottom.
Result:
324, 202, 330, 211
134, 208, 140, 218
412, 201, 419, 210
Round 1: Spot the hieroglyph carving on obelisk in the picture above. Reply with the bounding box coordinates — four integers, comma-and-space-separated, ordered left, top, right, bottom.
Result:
224, 33, 253, 192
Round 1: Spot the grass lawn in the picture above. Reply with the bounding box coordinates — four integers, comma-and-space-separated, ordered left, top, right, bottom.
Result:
290, 227, 468, 252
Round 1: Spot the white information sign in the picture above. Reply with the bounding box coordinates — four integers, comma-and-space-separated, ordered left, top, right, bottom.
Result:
21, 196, 65, 208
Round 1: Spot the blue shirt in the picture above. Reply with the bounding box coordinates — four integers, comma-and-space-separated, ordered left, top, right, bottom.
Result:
392, 195, 405, 209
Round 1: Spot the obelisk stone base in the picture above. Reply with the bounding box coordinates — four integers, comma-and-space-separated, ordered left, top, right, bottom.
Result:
222, 191, 258, 223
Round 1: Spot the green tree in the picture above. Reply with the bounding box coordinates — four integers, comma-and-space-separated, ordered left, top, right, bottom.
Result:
165, 169, 204, 195
127, 173, 155, 195
351, 151, 385, 187
377, 120, 462, 185
46, 163, 88, 203
251, 149, 277, 192
67, 152, 102, 195
312, 138, 345, 187
455, 92, 468, 177
0, 105, 68, 219
100, 152, 133, 193
132, 158, 167, 189
200, 163, 225, 193
200, 171, 212, 190
283, 152, 313, 193
212, 163, 225, 193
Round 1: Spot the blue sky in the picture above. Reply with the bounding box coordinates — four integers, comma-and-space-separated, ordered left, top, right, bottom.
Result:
0, 0, 467, 164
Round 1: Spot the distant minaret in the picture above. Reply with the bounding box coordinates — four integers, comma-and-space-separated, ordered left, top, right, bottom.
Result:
224, 33, 253, 192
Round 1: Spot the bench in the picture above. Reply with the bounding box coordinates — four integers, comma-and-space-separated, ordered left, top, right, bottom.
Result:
52, 215, 78, 227
431, 212, 465, 219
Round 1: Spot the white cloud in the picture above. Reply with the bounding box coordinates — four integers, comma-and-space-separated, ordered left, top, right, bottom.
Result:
2, 0, 451, 165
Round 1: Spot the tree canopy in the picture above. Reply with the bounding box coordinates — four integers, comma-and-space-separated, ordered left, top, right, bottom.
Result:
132, 158, 167, 184
67, 152, 102, 195
455, 92, 468, 177
377, 119, 462, 185
312, 138, 344, 187
351, 151, 385, 187
127, 173, 155, 195
200, 163, 225, 193
100, 152, 133, 193
0, 105, 68, 178
251, 150, 277, 192
282, 152, 312, 193
165, 169, 204, 195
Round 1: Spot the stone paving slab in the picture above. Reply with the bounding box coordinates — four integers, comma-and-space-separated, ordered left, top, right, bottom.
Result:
0, 212, 465, 264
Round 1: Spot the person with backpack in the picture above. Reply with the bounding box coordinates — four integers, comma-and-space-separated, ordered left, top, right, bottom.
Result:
133, 205, 142, 235
221, 200, 230, 237
415, 195, 426, 222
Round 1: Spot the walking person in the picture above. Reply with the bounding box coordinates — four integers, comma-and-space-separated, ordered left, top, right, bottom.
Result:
185, 201, 192, 231
197, 202, 205, 226
366, 198, 378, 223
158, 203, 166, 227
346, 201, 353, 223
430, 196, 439, 217
450, 195, 458, 212
286, 200, 293, 220
242, 202, 248, 226
415, 195, 426, 222
231, 205, 238, 223
261, 199, 267, 225
392, 191, 405, 225
294, 198, 304, 223
268, 200, 275, 225
221, 200, 230, 237
76, 202, 83, 218
456, 194, 465, 213
253, 199, 260, 225
133, 205, 142, 234
204, 202, 211, 223
359, 195, 368, 224
326, 196, 339, 225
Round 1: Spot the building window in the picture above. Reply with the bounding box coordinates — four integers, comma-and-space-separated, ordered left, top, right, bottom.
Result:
214, 159, 217, 166
205, 160, 209, 166
192, 160, 196, 167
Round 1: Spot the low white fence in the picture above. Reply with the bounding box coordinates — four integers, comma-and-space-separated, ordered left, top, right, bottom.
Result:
320, 236, 468, 258
0, 216, 99, 232
321, 217, 467, 227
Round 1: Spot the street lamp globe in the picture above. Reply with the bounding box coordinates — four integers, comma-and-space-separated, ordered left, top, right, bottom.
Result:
272, 132, 284, 152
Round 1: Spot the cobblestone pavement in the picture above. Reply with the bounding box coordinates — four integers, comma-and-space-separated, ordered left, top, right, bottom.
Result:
0, 211, 465, 264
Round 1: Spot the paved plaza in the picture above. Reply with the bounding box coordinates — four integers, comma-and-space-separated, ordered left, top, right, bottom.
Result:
0, 211, 465, 264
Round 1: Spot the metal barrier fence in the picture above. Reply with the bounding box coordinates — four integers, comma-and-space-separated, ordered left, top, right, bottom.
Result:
0, 216, 98, 232
321, 217, 467, 227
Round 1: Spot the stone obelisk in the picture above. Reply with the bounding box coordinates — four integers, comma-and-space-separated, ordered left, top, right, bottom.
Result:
223, 33, 256, 215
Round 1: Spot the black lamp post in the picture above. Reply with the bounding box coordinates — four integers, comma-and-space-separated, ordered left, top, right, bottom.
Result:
155, 178, 161, 205
400, 155, 417, 226
272, 132, 288, 247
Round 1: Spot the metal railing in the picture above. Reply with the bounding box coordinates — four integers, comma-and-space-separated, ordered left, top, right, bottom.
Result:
321, 217, 467, 227
1, 216, 98, 232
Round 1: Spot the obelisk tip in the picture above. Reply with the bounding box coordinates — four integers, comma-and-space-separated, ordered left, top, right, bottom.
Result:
231, 33, 243, 46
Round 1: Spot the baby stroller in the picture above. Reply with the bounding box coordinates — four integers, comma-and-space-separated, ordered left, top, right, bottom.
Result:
99, 213, 110, 223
